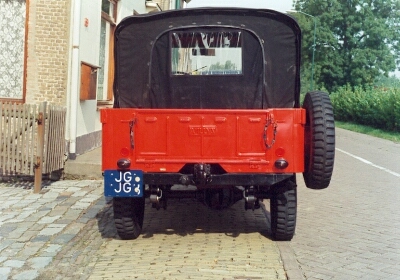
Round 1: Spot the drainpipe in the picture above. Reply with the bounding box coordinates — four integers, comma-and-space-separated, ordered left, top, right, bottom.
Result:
65, 2, 73, 154
68, 0, 81, 160
175, 0, 180, 9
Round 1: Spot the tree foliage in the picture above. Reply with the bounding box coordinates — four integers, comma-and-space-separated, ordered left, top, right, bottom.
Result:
209, 60, 237, 70
292, 0, 400, 92
374, 74, 400, 89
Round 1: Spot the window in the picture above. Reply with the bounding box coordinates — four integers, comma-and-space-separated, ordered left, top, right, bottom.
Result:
97, 0, 117, 102
171, 31, 243, 76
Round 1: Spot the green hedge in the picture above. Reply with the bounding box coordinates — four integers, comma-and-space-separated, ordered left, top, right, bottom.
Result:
330, 86, 400, 132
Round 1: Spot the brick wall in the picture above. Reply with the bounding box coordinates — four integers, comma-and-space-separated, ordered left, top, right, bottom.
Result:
25, 0, 71, 105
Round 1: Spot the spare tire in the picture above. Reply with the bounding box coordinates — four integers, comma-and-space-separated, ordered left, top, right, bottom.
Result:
302, 91, 335, 189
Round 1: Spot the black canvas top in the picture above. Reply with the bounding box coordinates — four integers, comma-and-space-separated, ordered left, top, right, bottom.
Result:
113, 8, 301, 109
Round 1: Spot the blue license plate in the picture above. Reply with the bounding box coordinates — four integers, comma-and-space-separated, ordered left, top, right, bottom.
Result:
104, 170, 143, 197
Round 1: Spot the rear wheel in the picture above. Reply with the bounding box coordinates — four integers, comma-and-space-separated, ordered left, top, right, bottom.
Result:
302, 91, 335, 189
270, 179, 297, 241
113, 197, 145, 240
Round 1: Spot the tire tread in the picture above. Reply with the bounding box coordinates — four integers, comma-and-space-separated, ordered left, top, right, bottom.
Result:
270, 180, 297, 241
113, 197, 144, 240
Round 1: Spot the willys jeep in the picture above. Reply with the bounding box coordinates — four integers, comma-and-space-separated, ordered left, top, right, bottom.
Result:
101, 7, 335, 241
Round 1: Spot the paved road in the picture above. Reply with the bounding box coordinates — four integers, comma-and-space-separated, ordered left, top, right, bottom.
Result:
89, 200, 285, 280
1, 128, 399, 279
280, 128, 400, 279
0, 182, 286, 280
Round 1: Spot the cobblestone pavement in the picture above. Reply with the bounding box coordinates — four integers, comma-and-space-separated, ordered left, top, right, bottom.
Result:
0, 180, 104, 280
86, 199, 285, 280
0, 180, 286, 280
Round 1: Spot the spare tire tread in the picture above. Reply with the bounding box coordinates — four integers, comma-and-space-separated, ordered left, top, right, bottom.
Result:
303, 91, 335, 189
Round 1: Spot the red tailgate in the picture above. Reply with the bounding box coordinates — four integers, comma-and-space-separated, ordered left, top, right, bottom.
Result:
101, 109, 305, 173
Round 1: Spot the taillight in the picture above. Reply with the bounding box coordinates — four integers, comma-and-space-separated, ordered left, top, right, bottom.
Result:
274, 159, 289, 169
117, 158, 131, 170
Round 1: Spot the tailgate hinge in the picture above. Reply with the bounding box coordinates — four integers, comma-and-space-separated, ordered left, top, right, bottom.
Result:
129, 118, 137, 149
263, 113, 277, 149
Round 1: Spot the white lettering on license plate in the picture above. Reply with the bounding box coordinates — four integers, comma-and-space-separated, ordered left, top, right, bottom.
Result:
113, 171, 141, 195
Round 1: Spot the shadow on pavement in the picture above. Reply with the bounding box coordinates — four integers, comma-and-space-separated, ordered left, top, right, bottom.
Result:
96, 198, 273, 240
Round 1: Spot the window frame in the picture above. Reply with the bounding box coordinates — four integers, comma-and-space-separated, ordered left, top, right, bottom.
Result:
97, 0, 117, 105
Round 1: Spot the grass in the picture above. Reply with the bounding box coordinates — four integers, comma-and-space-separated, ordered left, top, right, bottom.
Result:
335, 121, 400, 143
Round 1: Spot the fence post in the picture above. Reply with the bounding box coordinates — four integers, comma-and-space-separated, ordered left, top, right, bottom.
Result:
34, 102, 46, 193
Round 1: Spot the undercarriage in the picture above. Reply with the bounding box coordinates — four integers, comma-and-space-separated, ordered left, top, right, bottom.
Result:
146, 162, 293, 210
148, 184, 265, 211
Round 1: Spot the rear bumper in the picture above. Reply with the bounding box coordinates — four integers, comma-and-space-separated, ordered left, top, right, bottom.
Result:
144, 172, 294, 187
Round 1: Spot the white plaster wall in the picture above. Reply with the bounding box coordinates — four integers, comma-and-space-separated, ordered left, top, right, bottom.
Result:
75, 0, 101, 137
80, 1, 101, 65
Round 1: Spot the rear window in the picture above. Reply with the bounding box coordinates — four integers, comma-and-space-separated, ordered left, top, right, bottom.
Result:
171, 31, 243, 76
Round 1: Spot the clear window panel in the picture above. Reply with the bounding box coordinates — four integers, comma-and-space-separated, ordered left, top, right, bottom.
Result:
97, 19, 110, 100
171, 31, 242, 76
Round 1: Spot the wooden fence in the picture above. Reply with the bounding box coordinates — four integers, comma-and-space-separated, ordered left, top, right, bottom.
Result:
0, 101, 66, 192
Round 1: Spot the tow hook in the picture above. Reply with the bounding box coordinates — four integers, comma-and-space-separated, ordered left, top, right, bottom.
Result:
244, 186, 260, 211
193, 164, 212, 187
150, 186, 166, 210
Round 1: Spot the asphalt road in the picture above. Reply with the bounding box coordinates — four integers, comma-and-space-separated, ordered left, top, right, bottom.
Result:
280, 128, 400, 279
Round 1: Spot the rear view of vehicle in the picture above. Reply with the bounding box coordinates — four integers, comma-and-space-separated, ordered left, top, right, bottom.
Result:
101, 8, 335, 241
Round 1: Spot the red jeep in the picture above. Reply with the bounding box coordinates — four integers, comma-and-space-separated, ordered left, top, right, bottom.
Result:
101, 8, 335, 241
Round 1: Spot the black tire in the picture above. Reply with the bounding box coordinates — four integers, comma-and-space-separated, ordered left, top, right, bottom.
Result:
302, 91, 335, 189
270, 179, 297, 241
113, 197, 145, 240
